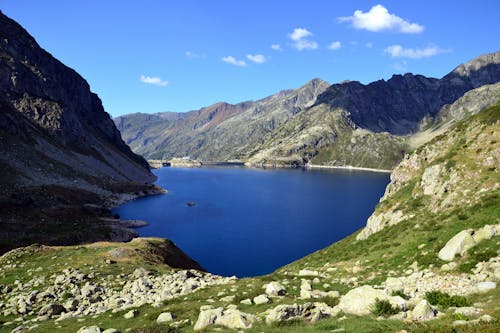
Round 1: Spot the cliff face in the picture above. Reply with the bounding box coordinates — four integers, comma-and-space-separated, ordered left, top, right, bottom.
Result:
0, 11, 154, 193
0, 11, 156, 253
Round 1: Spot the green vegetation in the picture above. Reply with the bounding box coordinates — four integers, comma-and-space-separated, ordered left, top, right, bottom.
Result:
370, 298, 400, 317
425, 291, 471, 308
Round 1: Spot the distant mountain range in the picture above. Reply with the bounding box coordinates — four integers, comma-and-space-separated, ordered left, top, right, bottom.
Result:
116, 51, 500, 170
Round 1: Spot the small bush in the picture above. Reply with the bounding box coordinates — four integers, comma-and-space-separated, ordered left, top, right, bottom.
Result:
391, 290, 409, 300
371, 298, 400, 317
425, 291, 470, 308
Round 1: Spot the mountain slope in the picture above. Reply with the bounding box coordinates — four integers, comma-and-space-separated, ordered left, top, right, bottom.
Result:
116, 52, 499, 169
115, 79, 330, 161
0, 11, 157, 252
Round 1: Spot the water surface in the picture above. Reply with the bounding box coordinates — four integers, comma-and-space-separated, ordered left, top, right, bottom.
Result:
114, 167, 389, 277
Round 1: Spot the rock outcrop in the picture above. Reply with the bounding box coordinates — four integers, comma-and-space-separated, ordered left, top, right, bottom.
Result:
0, 11, 157, 252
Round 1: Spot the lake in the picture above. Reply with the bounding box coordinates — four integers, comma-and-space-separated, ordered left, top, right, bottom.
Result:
114, 167, 390, 277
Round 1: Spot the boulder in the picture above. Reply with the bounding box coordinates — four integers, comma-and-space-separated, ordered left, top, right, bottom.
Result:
476, 281, 496, 293
240, 299, 252, 305
338, 285, 388, 315
411, 300, 437, 321
265, 281, 286, 296
438, 230, 476, 261
384, 277, 404, 293
472, 225, 496, 243
38, 304, 66, 317
265, 302, 339, 324
123, 309, 139, 319
194, 307, 255, 330
299, 269, 319, 276
253, 294, 270, 305
77, 327, 101, 333
156, 312, 174, 323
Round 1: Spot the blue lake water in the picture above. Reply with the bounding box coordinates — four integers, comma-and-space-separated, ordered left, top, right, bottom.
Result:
114, 167, 390, 277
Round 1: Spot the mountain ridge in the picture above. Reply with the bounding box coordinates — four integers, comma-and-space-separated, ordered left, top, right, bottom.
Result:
116, 52, 500, 168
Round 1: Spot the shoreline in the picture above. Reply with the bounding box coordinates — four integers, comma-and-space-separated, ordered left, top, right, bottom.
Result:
305, 163, 392, 173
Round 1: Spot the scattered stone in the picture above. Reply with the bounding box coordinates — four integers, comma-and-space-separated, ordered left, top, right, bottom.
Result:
478, 314, 494, 322
102, 329, 120, 333
265, 282, 286, 296
240, 299, 252, 305
440, 262, 457, 271
156, 312, 174, 323
10, 326, 29, 333
454, 307, 481, 317
253, 294, 270, 305
384, 277, 404, 293
123, 309, 139, 319
452, 320, 468, 326
265, 302, 339, 324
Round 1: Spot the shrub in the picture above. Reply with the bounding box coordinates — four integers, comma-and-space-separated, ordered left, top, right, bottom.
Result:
391, 290, 409, 300
425, 291, 470, 308
370, 298, 400, 317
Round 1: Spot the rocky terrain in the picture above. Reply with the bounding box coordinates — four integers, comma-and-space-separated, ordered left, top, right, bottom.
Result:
0, 11, 159, 253
2, 102, 498, 332
116, 52, 500, 169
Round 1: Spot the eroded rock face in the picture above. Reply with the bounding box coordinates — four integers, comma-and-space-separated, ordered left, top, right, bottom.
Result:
0, 11, 154, 191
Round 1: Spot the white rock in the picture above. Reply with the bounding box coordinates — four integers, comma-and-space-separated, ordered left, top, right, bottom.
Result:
156, 312, 174, 323
384, 277, 404, 293
123, 309, 139, 319
265, 282, 286, 296
412, 300, 436, 321
338, 285, 388, 315
77, 326, 101, 333
476, 281, 496, 293
438, 230, 476, 261
253, 294, 270, 305
472, 225, 496, 243
299, 269, 319, 276
194, 307, 255, 330
240, 299, 252, 305
220, 295, 235, 303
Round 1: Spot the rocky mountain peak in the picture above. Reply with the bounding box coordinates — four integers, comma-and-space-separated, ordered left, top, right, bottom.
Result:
444, 51, 500, 87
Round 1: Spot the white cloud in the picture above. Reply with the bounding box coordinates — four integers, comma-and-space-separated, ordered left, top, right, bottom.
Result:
246, 54, 267, 64
222, 56, 247, 67
140, 75, 168, 87
384, 44, 445, 59
289, 28, 312, 41
271, 44, 282, 51
328, 41, 342, 50
339, 4, 424, 34
288, 28, 318, 50
185, 51, 204, 59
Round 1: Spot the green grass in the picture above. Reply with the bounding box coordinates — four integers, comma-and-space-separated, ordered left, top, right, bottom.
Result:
425, 291, 471, 308
370, 298, 400, 317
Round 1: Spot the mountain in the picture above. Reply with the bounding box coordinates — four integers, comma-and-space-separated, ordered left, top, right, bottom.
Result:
116, 52, 500, 169
0, 11, 156, 252
115, 78, 330, 161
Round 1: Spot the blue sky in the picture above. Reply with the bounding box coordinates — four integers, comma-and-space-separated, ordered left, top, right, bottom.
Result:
2, 1, 499, 117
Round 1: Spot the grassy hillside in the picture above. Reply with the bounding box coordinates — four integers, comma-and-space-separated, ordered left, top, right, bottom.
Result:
1, 105, 498, 333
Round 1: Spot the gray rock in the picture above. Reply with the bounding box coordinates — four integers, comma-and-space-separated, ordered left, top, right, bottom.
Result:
10, 326, 29, 333
38, 304, 66, 317
240, 298, 252, 305
194, 307, 255, 330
